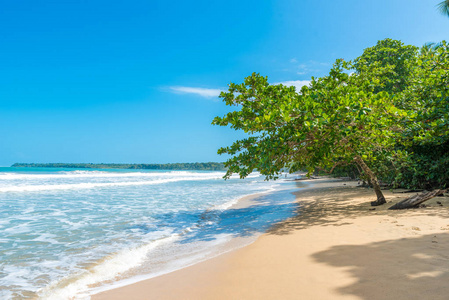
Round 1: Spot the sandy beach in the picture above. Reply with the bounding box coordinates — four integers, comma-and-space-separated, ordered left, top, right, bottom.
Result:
93, 179, 449, 300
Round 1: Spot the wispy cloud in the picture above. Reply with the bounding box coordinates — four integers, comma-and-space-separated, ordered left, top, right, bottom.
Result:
286, 60, 330, 75
168, 80, 311, 98
274, 80, 311, 91
168, 86, 222, 98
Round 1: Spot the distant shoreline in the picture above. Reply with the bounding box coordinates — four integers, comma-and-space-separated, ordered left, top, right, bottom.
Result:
10, 162, 226, 171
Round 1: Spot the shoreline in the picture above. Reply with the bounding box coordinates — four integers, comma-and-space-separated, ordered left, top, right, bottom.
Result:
93, 179, 449, 300
84, 178, 306, 298
89, 178, 336, 299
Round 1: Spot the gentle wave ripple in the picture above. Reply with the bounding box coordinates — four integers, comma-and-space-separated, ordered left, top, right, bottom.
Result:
0, 168, 298, 299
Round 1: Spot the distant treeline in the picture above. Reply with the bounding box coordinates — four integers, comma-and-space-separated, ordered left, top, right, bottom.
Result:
11, 162, 226, 171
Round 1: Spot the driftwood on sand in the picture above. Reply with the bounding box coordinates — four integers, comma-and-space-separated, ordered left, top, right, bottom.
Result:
389, 189, 448, 210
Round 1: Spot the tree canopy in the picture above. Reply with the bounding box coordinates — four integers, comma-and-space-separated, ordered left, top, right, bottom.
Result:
213, 39, 449, 205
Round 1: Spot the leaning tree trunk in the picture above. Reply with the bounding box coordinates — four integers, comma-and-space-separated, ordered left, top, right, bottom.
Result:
389, 189, 448, 210
353, 156, 386, 206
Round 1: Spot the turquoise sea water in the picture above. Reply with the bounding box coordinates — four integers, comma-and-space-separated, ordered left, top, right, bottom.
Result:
0, 167, 300, 299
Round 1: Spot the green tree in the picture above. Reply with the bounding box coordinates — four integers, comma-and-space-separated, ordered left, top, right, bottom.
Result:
353, 39, 418, 96
391, 41, 449, 189
213, 58, 406, 206
213, 39, 449, 206
347, 40, 449, 190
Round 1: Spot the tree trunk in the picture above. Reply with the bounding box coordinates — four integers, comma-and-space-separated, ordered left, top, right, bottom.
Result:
389, 189, 447, 210
353, 156, 386, 206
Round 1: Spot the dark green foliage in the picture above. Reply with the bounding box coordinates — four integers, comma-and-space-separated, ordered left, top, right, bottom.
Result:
11, 162, 226, 171
392, 41, 449, 189
395, 141, 449, 189
316, 165, 360, 180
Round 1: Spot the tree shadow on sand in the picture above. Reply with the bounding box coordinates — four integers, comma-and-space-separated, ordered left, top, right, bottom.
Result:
268, 185, 449, 236
311, 232, 449, 300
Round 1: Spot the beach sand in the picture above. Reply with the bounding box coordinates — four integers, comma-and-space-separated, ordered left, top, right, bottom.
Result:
93, 179, 449, 300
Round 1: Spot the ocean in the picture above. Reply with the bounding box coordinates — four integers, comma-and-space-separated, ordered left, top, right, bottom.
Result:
0, 167, 301, 299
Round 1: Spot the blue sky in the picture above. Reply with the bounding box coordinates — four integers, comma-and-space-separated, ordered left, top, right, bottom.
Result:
1, 0, 448, 166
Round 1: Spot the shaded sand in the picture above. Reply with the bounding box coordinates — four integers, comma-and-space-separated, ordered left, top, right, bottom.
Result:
93, 179, 449, 300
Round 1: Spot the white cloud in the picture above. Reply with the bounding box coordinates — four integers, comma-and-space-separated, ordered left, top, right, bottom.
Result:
286, 61, 330, 76
274, 80, 311, 91
168, 86, 222, 98
168, 81, 311, 98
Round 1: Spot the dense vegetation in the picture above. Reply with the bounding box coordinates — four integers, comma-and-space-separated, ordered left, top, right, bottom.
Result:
11, 162, 226, 171
213, 39, 449, 205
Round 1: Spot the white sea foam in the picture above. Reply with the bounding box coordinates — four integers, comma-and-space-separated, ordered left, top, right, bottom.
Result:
3, 223, 31, 234
32, 233, 62, 245
0, 175, 223, 192
38, 234, 181, 300
0, 168, 294, 300
211, 183, 277, 211
0, 170, 225, 180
